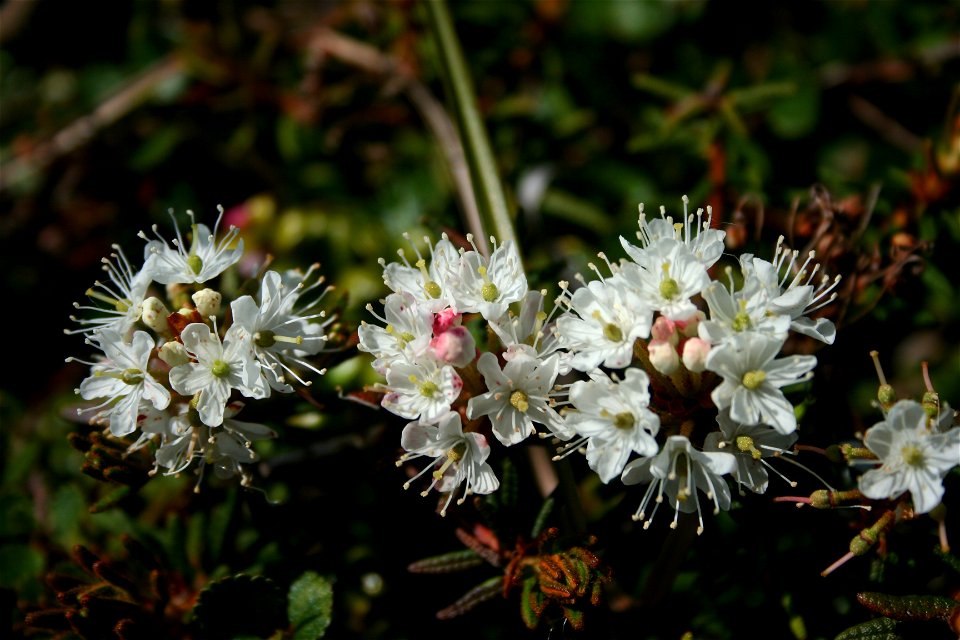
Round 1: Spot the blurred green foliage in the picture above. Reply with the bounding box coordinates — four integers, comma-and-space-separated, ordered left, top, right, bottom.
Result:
2, 0, 959, 638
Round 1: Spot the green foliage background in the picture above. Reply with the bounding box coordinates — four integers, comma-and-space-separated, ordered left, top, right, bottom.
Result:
2, 1, 958, 638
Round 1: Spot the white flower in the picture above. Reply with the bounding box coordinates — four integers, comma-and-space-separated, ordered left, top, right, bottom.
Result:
380, 361, 462, 423
140, 207, 243, 285
169, 322, 267, 427
491, 290, 569, 373
467, 351, 569, 445
858, 400, 960, 513
380, 233, 460, 313
209, 402, 277, 481
231, 269, 332, 391
358, 292, 434, 374
447, 236, 528, 322
67, 245, 154, 339
555, 276, 652, 372
706, 333, 817, 434
698, 280, 790, 345
620, 238, 710, 321
557, 369, 660, 483
397, 412, 499, 516
739, 236, 841, 344
76, 329, 170, 437
703, 409, 798, 494
622, 435, 736, 534
620, 196, 726, 269
128, 403, 196, 475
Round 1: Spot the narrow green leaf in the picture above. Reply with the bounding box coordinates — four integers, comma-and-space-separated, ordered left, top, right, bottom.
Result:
288, 571, 333, 640
408, 549, 483, 574
423, 0, 515, 246
834, 617, 900, 640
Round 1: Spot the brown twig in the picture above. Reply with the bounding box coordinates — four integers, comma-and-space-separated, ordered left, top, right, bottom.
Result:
0, 55, 186, 193
305, 27, 485, 251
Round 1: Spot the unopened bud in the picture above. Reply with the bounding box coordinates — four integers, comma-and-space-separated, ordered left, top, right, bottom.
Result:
676, 310, 704, 338
681, 337, 711, 373
141, 297, 171, 334
432, 308, 461, 336
192, 289, 222, 319
648, 339, 679, 374
651, 315, 678, 346
158, 341, 190, 367
429, 326, 476, 368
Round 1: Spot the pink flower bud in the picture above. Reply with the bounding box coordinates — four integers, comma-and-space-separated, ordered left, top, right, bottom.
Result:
648, 339, 679, 374
651, 315, 678, 346
681, 337, 711, 373
676, 310, 704, 338
432, 308, 461, 336
429, 326, 476, 368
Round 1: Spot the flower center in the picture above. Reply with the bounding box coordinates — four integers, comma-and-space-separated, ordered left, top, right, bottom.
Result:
121, 368, 144, 385
415, 259, 443, 299
736, 435, 762, 460
432, 442, 468, 480
187, 254, 204, 276
603, 322, 623, 343
732, 301, 752, 332
254, 330, 276, 348
211, 359, 231, 378
659, 263, 679, 300
901, 445, 925, 467
478, 265, 499, 302
510, 390, 529, 413
742, 370, 766, 390
613, 412, 635, 430
419, 380, 439, 398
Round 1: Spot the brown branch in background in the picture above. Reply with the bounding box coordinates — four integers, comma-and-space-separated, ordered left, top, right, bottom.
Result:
0, 0, 37, 44
849, 94, 923, 155
0, 55, 185, 193
306, 27, 485, 250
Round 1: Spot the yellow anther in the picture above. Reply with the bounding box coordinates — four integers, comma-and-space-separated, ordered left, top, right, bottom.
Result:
510, 390, 529, 413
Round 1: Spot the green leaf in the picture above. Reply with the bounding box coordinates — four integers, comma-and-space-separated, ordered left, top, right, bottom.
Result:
191, 574, 287, 640
834, 617, 900, 640
287, 571, 333, 640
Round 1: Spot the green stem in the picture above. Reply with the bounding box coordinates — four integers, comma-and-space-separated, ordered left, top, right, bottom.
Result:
423, 0, 515, 250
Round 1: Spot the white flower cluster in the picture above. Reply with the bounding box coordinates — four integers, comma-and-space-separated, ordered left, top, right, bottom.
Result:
360, 198, 843, 529
67, 208, 333, 486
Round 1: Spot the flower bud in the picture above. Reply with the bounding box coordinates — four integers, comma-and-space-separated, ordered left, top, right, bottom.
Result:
141, 297, 171, 334
681, 337, 711, 373
429, 326, 476, 368
676, 310, 704, 339
432, 308, 461, 336
192, 289, 222, 319
648, 339, 679, 374
158, 340, 191, 367
651, 315, 678, 346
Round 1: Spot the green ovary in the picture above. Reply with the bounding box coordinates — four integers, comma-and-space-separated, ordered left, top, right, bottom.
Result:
742, 370, 766, 390
187, 254, 204, 275
510, 390, 529, 413
121, 369, 144, 385
613, 412, 635, 430
603, 323, 623, 343
211, 359, 231, 378
419, 380, 439, 398
901, 445, 925, 467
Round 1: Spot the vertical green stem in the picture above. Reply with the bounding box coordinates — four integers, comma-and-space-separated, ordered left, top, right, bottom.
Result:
423, 0, 515, 251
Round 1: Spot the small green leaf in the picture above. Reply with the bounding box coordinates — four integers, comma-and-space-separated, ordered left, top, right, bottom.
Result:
287, 571, 333, 640
834, 616, 900, 640
191, 574, 287, 640
407, 549, 483, 574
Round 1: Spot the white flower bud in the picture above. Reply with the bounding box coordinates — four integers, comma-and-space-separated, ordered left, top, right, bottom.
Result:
648, 339, 679, 374
141, 297, 170, 334
677, 310, 704, 338
651, 315, 678, 347
158, 340, 191, 367
681, 337, 711, 373
429, 326, 476, 368
192, 289, 222, 319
